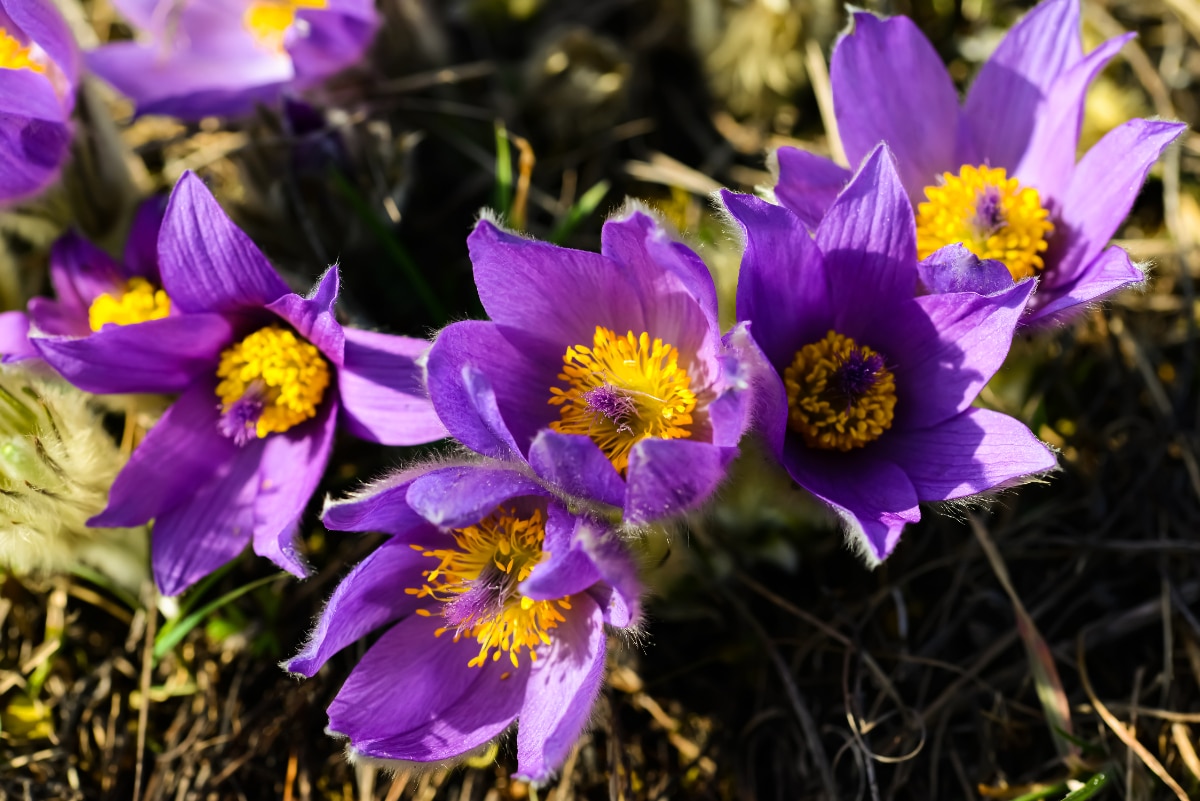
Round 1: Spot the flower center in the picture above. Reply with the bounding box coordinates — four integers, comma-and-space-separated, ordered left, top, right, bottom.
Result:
548, 326, 696, 474
87, 277, 172, 331
406, 508, 572, 669
0, 28, 44, 73
915, 165, 1054, 282
214, 324, 330, 443
784, 330, 896, 452
243, 0, 327, 52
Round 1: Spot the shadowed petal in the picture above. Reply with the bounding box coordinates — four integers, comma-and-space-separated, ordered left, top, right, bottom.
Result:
772, 147, 852, 230
0, 117, 71, 203
782, 444, 920, 564
917, 244, 1018, 296
528, 430, 625, 509
338, 328, 447, 446
1026, 245, 1144, 327
0, 311, 36, 361
322, 474, 443, 542
832, 12, 960, 193
624, 439, 736, 526
328, 613, 530, 759
123, 195, 167, 280
406, 465, 546, 529
47, 231, 124, 320
963, 0, 1084, 170
723, 191, 831, 370
515, 594, 606, 782
815, 146, 918, 330
158, 172, 290, 313
879, 408, 1056, 501
287, 537, 429, 677
32, 313, 233, 394
266, 267, 344, 366
89, 376, 239, 528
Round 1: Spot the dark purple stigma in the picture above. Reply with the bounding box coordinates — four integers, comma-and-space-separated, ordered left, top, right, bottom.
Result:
973, 185, 1005, 232
217, 393, 265, 447
582, 384, 637, 430
832, 350, 885, 403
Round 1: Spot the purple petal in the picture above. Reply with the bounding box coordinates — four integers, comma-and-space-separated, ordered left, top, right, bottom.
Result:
250, 398, 337, 578
426, 321, 553, 459
32, 313, 233, 394
722, 191, 832, 370
917, 244, 1018, 296
887, 281, 1033, 430
123, 195, 167, 280
47, 231, 125, 323
708, 327, 756, 448
327, 613, 529, 759
1014, 33, 1133, 204
469, 219, 646, 350
879, 408, 1056, 501
527, 430, 625, 509
287, 536, 428, 677
515, 594, 606, 782
406, 465, 546, 529
287, 5, 378, 82
157, 172, 290, 313
815, 146, 918, 329
149, 438, 267, 597
0, 311, 36, 361
1026, 245, 1144, 327
3, 0, 80, 89
266, 267, 345, 366
0, 68, 64, 122
624, 439, 736, 526
772, 147, 852, 230
782, 444, 920, 564
337, 328, 447, 446
831, 12, 960, 194
322, 470, 444, 541
89, 376, 240, 529
0, 116, 70, 204
963, 0, 1084, 170
1049, 118, 1186, 283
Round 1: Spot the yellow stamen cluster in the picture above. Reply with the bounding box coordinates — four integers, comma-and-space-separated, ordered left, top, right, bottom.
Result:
406, 508, 572, 669
784, 331, 896, 452
915, 165, 1054, 282
87, 278, 172, 331
549, 326, 696, 474
0, 28, 44, 73
215, 324, 330, 439
243, 0, 327, 52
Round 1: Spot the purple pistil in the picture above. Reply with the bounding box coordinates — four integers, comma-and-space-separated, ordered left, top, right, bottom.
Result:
217, 391, 265, 446
831, 350, 885, 403
444, 565, 511, 628
973, 186, 1005, 233
583, 384, 638, 431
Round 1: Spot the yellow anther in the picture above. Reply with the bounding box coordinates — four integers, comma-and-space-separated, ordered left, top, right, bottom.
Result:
0, 28, 44, 74
785, 331, 896, 452
214, 324, 330, 439
916, 164, 1054, 282
243, 0, 327, 52
408, 508, 573, 669
549, 325, 697, 474
87, 277, 172, 331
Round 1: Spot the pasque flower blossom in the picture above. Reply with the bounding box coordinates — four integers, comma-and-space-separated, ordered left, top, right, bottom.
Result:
288, 461, 640, 782
772, 0, 1185, 325
87, 0, 378, 120
33, 171, 446, 595
426, 209, 753, 526
0, 0, 79, 204
724, 146, 1057, 563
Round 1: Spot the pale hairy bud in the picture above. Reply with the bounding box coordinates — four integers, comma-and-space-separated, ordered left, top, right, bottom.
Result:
0, 368, 148, 591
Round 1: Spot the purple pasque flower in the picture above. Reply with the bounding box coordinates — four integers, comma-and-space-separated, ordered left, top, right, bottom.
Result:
86, 0, 378, 120
772, 0, 1186, 326
723, 146, 1058, 564
32, 171, 447, 595
426, 209, 754, 527
287, 461, 640, 783
0, 0, 80, 204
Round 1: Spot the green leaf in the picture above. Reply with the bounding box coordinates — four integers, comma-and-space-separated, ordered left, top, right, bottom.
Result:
551, 180, 611, 244
153, 574, 283, 662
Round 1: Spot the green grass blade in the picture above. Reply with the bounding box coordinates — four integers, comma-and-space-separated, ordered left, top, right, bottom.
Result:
550, 180, 611, 244
153, 574, 283, 662
494, 120, 513, 216
1060, 773, 1108, 801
